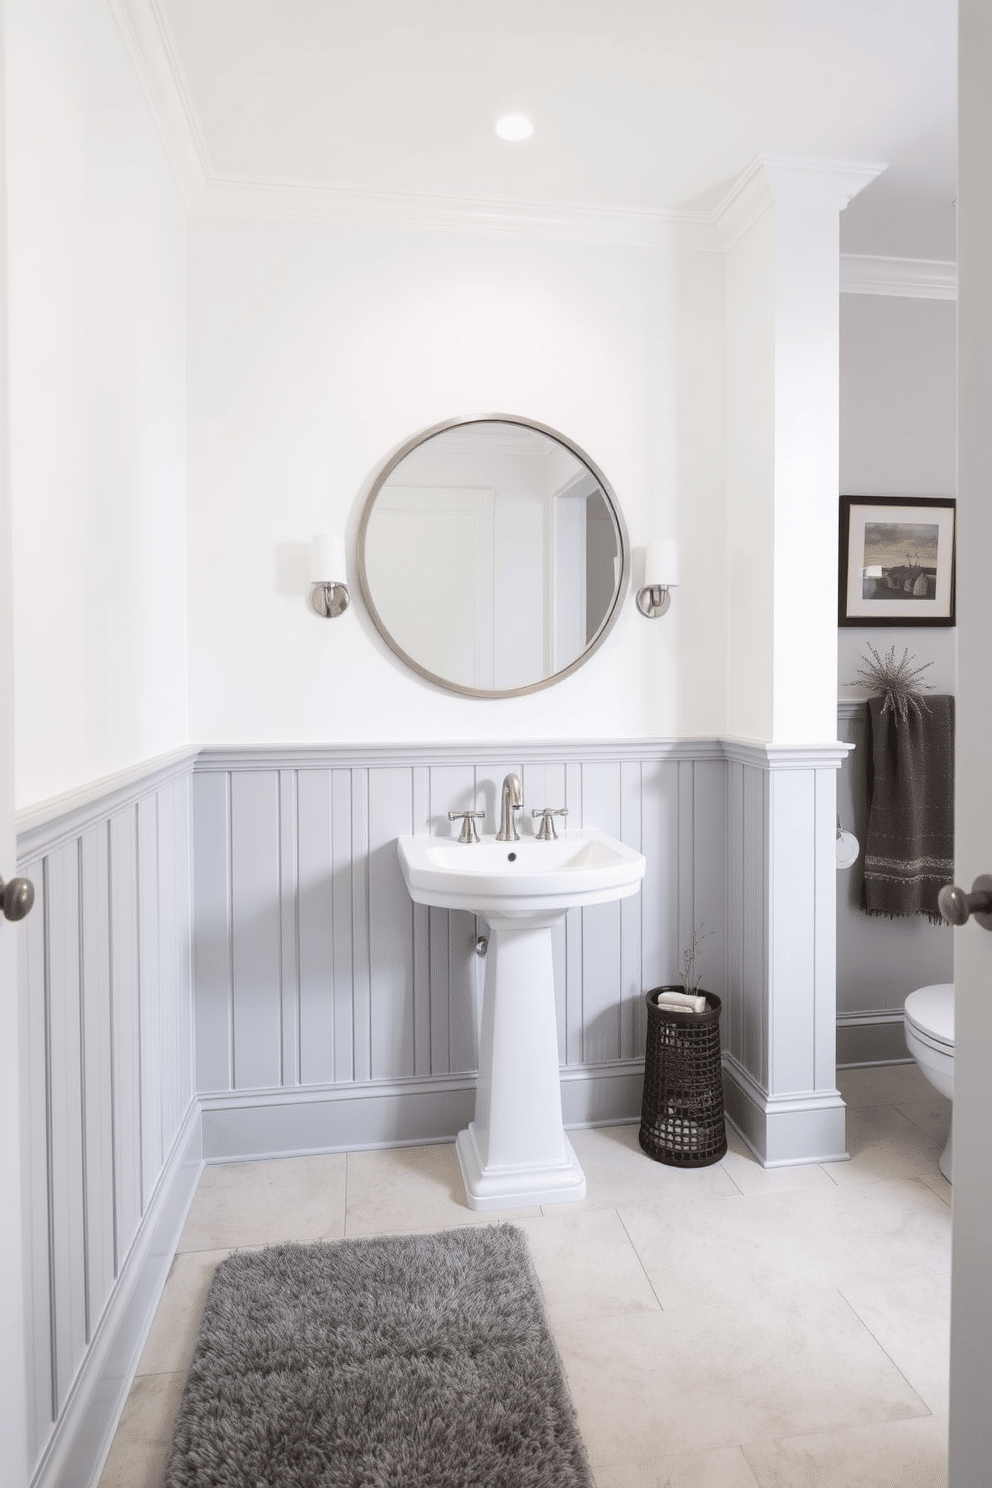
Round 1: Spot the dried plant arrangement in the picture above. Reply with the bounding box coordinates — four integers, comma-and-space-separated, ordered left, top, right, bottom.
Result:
849, 643, 934, 724
681, 924, 714, 996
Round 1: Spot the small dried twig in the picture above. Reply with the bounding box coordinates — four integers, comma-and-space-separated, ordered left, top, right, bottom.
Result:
847, 643, 934, 725
681, 924, 714, 996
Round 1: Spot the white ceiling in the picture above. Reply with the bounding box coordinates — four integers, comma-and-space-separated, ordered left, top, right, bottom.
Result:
151, 0, 957, 258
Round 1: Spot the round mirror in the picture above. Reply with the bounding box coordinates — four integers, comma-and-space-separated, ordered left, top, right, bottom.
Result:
357, 415, 629, 698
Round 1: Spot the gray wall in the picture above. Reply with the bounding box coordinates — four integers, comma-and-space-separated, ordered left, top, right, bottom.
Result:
837, 292, 957, 1063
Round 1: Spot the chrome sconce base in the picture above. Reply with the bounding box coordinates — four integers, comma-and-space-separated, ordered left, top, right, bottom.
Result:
310, 581, 350, 618
636, 584, 672, 619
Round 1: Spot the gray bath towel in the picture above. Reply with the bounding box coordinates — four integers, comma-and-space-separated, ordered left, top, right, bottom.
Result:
862, 694, 955, 923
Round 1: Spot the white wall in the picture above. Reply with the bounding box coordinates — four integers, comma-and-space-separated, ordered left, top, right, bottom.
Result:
5, 0, 189, 811
724, 166, 854, 745
185, 214, 727, 745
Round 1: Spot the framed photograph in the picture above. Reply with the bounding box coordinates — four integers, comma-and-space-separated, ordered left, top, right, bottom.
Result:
839, 495, 956, 627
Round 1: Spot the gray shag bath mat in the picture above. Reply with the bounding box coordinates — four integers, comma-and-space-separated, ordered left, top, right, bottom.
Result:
164, 1223, 593, 1488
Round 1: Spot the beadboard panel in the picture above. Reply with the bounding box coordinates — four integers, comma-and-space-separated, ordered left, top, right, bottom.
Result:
722, 744, 849, 1164
16, 765, 195, 1483
190, 750, 713, 1123
193, 739, 847, 1164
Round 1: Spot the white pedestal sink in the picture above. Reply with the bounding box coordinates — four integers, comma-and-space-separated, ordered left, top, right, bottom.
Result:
397, 828, 646, 1210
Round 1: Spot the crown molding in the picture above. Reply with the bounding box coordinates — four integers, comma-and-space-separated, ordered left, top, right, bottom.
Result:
105, 0, 210, 203
112, 8, 926, 272
713, 156, 888, 250
839, 254, 957, 299
108, 0, 728, 248
189, 175, 722, 249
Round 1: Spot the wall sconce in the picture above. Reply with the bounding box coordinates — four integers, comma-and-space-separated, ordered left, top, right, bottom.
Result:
309, 534, 349, 618
636, 540, 679, 618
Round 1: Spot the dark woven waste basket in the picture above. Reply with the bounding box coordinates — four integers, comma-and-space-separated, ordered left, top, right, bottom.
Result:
639, 987, 727, 1167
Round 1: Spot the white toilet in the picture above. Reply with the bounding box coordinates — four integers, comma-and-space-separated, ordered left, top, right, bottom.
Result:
903, 982, 954, 1181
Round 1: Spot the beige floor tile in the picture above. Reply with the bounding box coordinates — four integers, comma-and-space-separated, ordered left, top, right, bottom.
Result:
838, 1274, 951, 1415
176, 1152, 347, 1251
617, 1191, 816, 1312
98, 1372, 186, 1488
741, 1413, 948, 1487
618, 1178, 950, 1314
101, 1065, 955, 1486
556, 1294, 929, 1466
821, 1104, 945, 1185
721, 1127, 835, 1195
344, 1139, 540, 1234
594, 1445, 761, 1487
567, 1124, 739, 1209
894, 1096, 952, 1146
517, 1208, 661, 1324
837, 1063, 931, 1108
136, 1247, 242, 1376
918, 1169, 953, 1206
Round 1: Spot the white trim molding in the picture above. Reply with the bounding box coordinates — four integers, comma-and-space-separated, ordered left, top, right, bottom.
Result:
723, 1054, 848, 1166
195, 176, 720, 251
192, 737, 727, 772
714, 156, 886, 251
104, 0, 209, 203
15, 746, 198, 862
840, 254, 957, 300
104, 16, 899, 258
199, 1062, 647, 1163
836, 1009, 914, 1069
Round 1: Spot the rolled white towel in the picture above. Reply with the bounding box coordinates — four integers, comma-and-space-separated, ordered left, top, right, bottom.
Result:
656, 990, 707, 1013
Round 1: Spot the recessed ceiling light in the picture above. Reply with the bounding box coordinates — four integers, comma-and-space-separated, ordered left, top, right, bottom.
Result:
494, 114, 534, 143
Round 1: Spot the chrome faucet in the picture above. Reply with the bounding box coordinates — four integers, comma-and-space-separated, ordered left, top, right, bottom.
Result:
496, 773, 523, 842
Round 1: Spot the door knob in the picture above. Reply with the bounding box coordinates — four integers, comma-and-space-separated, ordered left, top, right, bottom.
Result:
0, 873, 35, 923
937, 874, 992, 931
0, 874, 35, 922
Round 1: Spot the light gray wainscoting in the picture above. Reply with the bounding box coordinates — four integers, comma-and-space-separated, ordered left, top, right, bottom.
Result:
12, 735, 850, 1486
191, 741, 730, 1160
835, 700, 954, 1066
722, 739, 850, 1166
16, 751, 199, 1488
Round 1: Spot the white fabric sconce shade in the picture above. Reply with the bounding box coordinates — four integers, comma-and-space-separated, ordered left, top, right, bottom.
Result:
310, 533, 346, 584
309, 534, 349, 617
638, 539, 679, 618
644, 539, 679, 589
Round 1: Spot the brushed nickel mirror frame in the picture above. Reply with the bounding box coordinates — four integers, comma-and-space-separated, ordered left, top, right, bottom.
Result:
356, 414, 630, 699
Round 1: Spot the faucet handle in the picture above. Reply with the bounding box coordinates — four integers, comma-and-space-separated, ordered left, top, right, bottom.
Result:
532, 808, 568, 841
448, 810, 486, 844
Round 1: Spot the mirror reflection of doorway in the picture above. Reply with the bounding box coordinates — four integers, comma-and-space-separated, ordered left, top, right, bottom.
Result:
552, 476, 618, 671
359, 416, 628, 697
364, 486, 496, 689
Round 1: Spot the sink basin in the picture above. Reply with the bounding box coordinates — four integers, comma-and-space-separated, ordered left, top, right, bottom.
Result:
397, 826, 645, 919
396, 823, 647, 1213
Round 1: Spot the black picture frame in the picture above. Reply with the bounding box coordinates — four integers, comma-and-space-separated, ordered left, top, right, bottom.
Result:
838, 495, 956, 627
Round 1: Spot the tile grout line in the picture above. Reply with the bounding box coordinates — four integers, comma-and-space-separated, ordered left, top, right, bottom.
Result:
834, 1284, 938, 1419
615, 1207, 666, 1312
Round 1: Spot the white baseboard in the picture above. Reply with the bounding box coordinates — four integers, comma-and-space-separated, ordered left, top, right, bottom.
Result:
199, 1063, 647, 1163
30, 1105, 202, 1488
723, 1055, 849, 1167
836, 1010, 910, 1069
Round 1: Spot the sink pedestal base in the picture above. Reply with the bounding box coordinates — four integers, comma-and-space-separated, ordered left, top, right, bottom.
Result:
456, 915, 586, 1211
